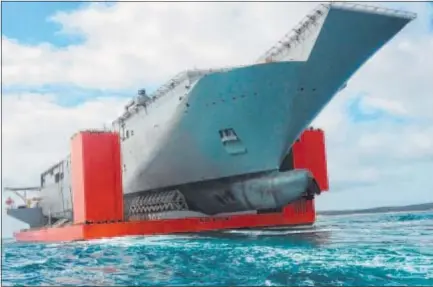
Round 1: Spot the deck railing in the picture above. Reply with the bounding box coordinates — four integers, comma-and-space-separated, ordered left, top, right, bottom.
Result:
256, 4, 329, 64
111, 66, 244, 125
331, 2, 417, 20
111, 2, 416, 126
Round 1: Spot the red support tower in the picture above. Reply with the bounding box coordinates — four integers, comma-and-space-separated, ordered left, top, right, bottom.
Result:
71, 131, 124, 224
292, 129, 329, 192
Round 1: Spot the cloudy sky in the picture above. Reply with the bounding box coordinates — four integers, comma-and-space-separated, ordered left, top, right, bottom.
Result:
1, 1, 432, 237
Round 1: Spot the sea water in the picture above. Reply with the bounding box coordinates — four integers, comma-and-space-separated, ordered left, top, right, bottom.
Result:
2, 211, 433, 286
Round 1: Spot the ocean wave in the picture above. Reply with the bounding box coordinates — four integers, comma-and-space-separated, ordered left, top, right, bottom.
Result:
2, 211, 433, 286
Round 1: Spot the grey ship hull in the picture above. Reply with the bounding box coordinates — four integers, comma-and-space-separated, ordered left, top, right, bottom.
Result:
118, 4, 413, 211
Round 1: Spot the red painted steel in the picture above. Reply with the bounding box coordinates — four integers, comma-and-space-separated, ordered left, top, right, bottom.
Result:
14, 199, 315, 242
293, 129, 329, 191
71, 131, 123, 224
14, 225, 84, 243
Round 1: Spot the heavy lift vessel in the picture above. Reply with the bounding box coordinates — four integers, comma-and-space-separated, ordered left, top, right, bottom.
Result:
9, 128, 327, 242
4, 3, 415, 242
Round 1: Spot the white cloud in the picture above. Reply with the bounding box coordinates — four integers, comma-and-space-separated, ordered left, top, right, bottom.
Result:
1, 2, 432, 236
1, 94, 128, 237
311, 42, 433, 210
2, 94, 128, 187
310, 1, 433, 207
348, 36, 433, 121
2, 2, 318, 89
358, 96, 409, 116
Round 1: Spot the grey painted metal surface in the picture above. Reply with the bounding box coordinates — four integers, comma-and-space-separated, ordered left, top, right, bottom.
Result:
178, 169, 319, 215
38, 157, 73, 219
7, 207, 47, 228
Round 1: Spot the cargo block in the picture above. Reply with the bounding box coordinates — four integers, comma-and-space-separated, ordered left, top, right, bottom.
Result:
71, 131, 123, 224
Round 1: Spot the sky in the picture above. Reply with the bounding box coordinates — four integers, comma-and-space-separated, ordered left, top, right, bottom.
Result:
1, 1, 433, 238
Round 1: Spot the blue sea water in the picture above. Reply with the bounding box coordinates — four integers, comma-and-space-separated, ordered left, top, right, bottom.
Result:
2, 211, 433, 286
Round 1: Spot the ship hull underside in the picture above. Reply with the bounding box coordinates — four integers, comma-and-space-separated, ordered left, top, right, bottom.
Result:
124, 169, 319, 218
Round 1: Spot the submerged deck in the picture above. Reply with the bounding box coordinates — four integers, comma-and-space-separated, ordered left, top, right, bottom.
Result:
15, 199, 315, 242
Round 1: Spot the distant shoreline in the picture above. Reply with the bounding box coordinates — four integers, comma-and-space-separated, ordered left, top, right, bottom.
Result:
317, 202, 433, 216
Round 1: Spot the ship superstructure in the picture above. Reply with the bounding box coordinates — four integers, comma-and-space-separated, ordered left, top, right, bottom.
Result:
6, 3, 415, 229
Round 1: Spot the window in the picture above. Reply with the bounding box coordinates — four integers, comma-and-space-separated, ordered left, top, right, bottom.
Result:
121, 123, 126, 141
219, 128, 238, 144
126, 130, 129, 138
55, 173, 60, 183
218, 128, 247, 155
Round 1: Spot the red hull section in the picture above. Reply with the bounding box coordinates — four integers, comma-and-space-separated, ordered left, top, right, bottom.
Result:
15, 199, 315, 242
14, 129, 326, 243
71, 131, 123, 224
292, 129, 329, 191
